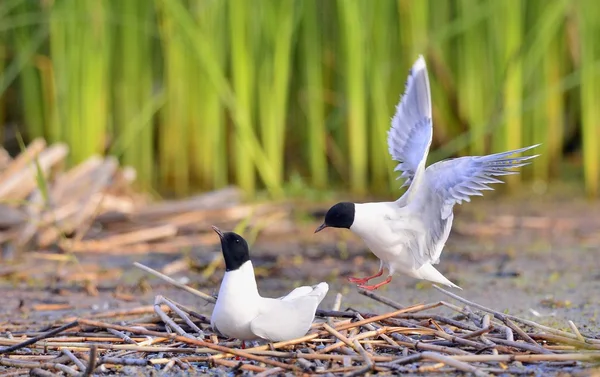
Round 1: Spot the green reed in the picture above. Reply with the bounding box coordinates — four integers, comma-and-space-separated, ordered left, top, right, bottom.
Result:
189, 0, 228, 190
579, 0, 600, 197
257, 1, 297, 190
337, 0, 368, 196
48, 0, 111, 164
301, 0, 327, 189
1, 0, 600, 198
111, 1, 156, 189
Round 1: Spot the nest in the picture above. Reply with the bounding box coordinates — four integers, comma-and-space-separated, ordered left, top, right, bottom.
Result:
1, 265, 599, 376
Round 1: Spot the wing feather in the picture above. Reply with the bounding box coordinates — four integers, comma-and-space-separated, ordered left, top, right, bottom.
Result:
425, 145, 540, 217
409, 145, 540, 267
387, 55, 433, 189
250, 283, 329, 342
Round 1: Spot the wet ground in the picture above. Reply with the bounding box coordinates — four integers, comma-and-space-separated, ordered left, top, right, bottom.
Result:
1, 190, 599, 333
0, 190, 599, 376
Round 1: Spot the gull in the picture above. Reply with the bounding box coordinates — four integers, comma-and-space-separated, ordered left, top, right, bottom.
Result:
315, 55, 539, 291
210, 226, 329, 342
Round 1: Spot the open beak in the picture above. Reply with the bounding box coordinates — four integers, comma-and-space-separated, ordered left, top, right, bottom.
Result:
211, 225, 224, 239
314, 223, 328, 233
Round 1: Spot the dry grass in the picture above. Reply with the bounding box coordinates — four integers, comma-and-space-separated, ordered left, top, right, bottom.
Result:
0, 275, 598, 376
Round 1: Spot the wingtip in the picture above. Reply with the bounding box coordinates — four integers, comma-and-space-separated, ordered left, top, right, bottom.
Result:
412, 55, 427, 72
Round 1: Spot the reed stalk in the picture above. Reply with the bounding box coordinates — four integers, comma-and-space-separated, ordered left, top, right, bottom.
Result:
337, 0, 367, 196
0, 43, 3, 143
112, 0, 155, 189
156, 0, 190, 196
578, 0, 600, 197
48, 0, 111, 164
11, 1, 45, 140
228, 0, 257, 196
457, 0, 490, 157
190, 0, 228, 190
366, 0, 395, 193
522, 0, 568, 180
257, 1, 297, 190
500, 0, 524, 187
1, 0, 598, 197
301, 0, 327, 189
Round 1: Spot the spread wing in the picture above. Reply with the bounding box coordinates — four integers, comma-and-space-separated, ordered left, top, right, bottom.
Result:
387, 55, 433, 189
411, 145, 540, 267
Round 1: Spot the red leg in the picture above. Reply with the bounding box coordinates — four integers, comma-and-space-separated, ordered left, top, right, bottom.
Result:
235, 340, 246, 360
358, 276, 392, 291
348, 266, 384, 285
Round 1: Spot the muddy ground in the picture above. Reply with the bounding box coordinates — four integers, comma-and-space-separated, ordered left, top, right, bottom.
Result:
0, 190, 599, 374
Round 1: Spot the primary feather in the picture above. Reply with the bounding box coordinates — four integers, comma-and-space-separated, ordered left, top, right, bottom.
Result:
387, 55, 433, 191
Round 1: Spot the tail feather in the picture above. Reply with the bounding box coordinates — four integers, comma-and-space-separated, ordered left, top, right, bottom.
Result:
415, 263, 461, 290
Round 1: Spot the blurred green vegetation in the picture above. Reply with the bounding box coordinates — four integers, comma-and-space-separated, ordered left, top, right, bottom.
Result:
0, 0, 598, 198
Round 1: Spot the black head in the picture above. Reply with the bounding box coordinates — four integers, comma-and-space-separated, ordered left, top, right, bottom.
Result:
314, 202, 355, 233
212, 226, 250, 271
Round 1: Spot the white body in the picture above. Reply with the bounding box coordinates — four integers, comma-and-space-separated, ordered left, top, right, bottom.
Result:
351, 195, 457, 288
346, 55, 538, 288
211, 261, 329, 341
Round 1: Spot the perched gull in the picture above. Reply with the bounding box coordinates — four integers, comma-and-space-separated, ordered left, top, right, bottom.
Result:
210, 226, 329, 342
315, 55, 539, 291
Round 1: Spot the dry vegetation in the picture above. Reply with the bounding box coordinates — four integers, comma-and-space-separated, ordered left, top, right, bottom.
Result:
0, 279, 599, 376
0, 140, 599, 376
0, 139, 284, 259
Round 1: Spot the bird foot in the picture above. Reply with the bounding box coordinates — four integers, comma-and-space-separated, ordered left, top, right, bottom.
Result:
347, 269, 384, 285
234, 341, 246, 360
347, 276, 370, 284
357, 276, 392, 291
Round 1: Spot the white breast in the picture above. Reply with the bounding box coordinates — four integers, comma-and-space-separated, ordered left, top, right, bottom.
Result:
350, 202, 423, 274
211, 262, 261, 340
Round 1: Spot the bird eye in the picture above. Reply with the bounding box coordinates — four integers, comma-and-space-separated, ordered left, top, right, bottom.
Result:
236, 239, 240, 243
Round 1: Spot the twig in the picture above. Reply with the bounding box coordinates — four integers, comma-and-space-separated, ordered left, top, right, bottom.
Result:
568, 320, 585, 342
421, 352, 489, 377
52, 364, 78, 376
153, 296, 194, 339
322, 323, 357, 352
61, 349, 86, 371
433, 285, 584, 340
0, 321, 79, 354
254, 367, 284, 377
106, 329, 137, 345
494, 313, 551, 354
157, 296, 203, 334
29, 369, 56, 377
358, 289, 404, 309
133, 262, 216, 304
211, 358, 266, 372
81, 345, 97, 377
98, 357, 148, 366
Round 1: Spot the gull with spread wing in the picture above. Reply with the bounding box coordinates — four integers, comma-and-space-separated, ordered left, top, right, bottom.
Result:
315, 55, 539, 291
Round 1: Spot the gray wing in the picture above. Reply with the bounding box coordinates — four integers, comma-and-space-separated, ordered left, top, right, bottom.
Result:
251, 283, 328, 341
280, 282, 328, 302
387, 55, 433, 189
412, 145, 540, 267
278, 286, 313, 301
250, 297, 320, 342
